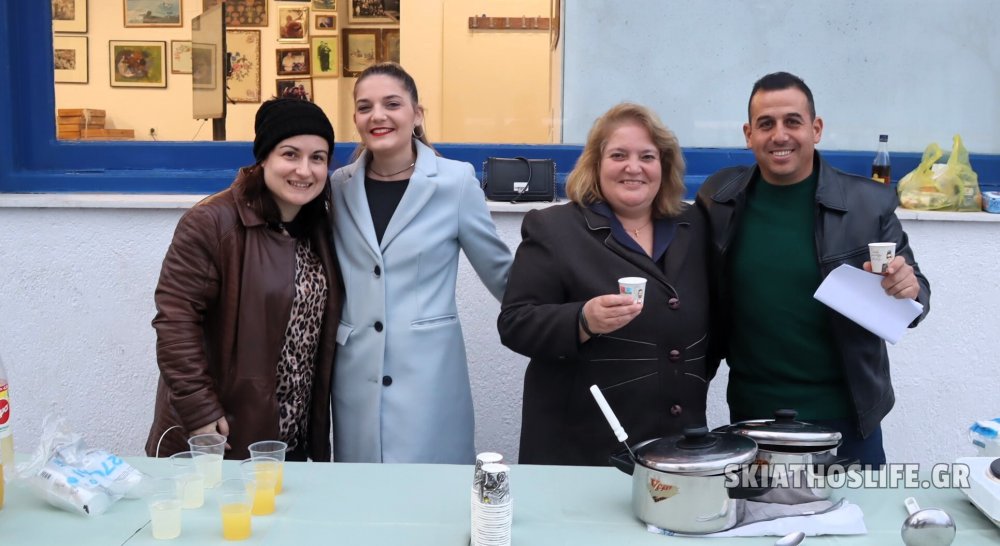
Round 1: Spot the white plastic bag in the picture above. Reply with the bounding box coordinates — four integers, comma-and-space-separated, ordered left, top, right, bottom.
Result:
14, 415, 147, 516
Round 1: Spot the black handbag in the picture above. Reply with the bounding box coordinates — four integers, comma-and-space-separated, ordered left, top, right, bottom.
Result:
481, 157, 556, 203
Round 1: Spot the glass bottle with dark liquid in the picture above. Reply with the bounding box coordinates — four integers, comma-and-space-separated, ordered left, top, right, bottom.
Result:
871, 134, 891, 184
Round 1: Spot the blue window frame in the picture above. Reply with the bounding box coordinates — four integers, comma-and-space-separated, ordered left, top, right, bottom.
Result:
2, 2, 995, 196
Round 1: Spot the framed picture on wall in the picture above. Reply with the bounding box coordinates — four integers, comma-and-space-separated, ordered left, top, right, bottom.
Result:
276, 78, 313, 101
123, 0, 182, 28
225, 0, 267, 27
312, 0, 336, 11
226, 30, 261, 102
276, 48, 310, 76
53, 35, 88, 83
379, 28, 399, 63
191, 43, 217, 90
342, 28, 377, 77
170, 40, 192, 74
52, 0, 88, 33
314, 13, 337, 31
278, 7, 309, 42
109, 40, 167, 88
310, 36, 338, 78
349, 0, 399, 24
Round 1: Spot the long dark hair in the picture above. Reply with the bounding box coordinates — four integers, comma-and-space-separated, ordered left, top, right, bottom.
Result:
350, 62, 436, 161
234, 165, 329, 237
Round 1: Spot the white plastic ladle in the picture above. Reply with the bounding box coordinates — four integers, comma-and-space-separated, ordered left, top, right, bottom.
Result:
774, 531, 805, 546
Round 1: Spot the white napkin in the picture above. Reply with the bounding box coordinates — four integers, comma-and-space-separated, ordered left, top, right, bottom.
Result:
647, 499, 867, 538
813, 264, 923, 344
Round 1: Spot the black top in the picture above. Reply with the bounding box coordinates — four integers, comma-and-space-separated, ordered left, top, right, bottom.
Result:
364, 176, 410, 244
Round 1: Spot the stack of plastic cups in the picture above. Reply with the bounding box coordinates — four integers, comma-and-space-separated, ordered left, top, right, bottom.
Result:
471, 452, 512, 546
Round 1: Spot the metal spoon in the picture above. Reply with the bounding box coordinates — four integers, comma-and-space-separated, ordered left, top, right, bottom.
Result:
774, 530, 805, 546
901, 497, 956, 546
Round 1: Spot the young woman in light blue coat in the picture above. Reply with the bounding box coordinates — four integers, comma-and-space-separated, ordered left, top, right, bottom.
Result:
329, 63, 512, 463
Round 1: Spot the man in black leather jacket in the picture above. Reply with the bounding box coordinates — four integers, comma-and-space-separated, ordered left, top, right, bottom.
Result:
696, 72, 931, 466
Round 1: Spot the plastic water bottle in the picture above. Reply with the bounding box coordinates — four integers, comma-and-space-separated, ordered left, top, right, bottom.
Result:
871, 134, 891, 184
0, 353, 13, 510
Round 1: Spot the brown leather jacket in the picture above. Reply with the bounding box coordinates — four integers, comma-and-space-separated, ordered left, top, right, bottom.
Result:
145, 168, 342, 460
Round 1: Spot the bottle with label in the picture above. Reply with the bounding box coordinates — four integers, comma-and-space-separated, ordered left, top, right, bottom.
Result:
0, 353, 11, 510
872, 134, 891, 184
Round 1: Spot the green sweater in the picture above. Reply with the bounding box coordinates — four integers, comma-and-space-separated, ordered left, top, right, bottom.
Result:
726, 170, 851, 421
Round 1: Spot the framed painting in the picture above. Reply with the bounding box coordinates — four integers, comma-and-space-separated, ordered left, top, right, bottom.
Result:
278, 7, 309, 42
123, 0, 182, 28
191, 42, 217, 89
276, 78, 313, 101
276, 48, 310, 77
342, 28, 377, 77
310, 36, 338, 78
225, 0, 267, 28
170, 40, 192, 74
312, 0, 336, 11
53, 35, 88, 83
314, 13, 337, 31
109, 40, 167, 88
52, 0, 87, 33
226, 30, 261, 103
379, 28, 399, 63
348, 0, 399, 24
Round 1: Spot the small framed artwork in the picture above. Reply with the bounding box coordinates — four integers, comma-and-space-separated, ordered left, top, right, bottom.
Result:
191, 42, 217, 89
278, 7, 309, 42
314, 13, 337, 31
312, 0, 336, 11
342, 28, 377, 77
276, 48, 310, 77
225, 0, 267, 27
227, 30, 262, 103
349, 0, 399, 24
109, 40, 167, 88
53, 35, 88, 83
52, 0, 88, 33
379, 28, 399, 63
123, 0, 183, 28
170, 40, 192, 74
310, 36, 338, 78
202, 0, 221, 9
276, 78, 313, 101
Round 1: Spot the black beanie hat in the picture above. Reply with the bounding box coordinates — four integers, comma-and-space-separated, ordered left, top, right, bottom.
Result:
252, 98, 335, 163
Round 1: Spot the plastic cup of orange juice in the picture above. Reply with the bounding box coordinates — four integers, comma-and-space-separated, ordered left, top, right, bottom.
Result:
240, 457, 278, 515
248, 440, 287, 493
218, 478, 254, 541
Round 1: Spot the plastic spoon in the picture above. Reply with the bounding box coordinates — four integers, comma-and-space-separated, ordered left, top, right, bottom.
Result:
901, 497, 956, 546
774, 531, 805, 546
589, 385, 636, 461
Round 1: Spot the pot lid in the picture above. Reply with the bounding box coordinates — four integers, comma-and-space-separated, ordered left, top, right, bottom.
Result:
634, 426, 757, 475
716, 409, 842, 448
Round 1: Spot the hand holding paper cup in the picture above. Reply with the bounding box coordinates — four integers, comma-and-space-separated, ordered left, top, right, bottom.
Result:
618, 277, 647, 304
868, 242, 896, 275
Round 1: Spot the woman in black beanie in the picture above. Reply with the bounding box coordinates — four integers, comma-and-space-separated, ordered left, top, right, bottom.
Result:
145, 98, 343, 461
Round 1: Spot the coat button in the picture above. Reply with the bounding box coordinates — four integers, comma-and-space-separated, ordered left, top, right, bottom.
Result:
382, 375, 393, 386
668, 297, 680, 310
669, 349, 681, 362
374, 265, 381, 277
670, 404, 683, 416
374, 321, 384, 332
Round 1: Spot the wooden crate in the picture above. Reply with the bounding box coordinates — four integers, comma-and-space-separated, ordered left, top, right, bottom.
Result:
80, 128, 135, 140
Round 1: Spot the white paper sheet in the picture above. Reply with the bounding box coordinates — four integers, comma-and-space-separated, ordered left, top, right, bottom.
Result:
813, 264, 924, 345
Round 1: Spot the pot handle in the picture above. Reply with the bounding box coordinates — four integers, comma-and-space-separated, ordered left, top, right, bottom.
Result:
609, 447, 635, 476
812, 453, 859, 475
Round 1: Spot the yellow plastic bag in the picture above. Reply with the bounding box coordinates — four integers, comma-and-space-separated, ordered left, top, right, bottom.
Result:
897, 134, 982, 211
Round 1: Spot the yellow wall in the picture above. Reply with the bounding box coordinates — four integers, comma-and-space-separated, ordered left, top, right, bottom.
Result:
54, 0, 559, 144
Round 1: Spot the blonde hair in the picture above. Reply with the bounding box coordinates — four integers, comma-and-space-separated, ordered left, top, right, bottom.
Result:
565, 103, 686, 217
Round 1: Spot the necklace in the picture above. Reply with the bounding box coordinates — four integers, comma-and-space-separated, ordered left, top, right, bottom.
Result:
368, 160, 415, 178
623, 219, 652, 238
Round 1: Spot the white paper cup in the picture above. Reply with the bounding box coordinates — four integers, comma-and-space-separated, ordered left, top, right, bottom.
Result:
618, 277, 647, 304
868, 242, 896, 274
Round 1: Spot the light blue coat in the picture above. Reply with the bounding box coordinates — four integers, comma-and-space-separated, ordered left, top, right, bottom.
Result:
329, 140, 512, 463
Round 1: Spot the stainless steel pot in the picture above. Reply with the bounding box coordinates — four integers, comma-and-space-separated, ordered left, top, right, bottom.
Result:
715, 409, 856, 504
610, 427, 764, 534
